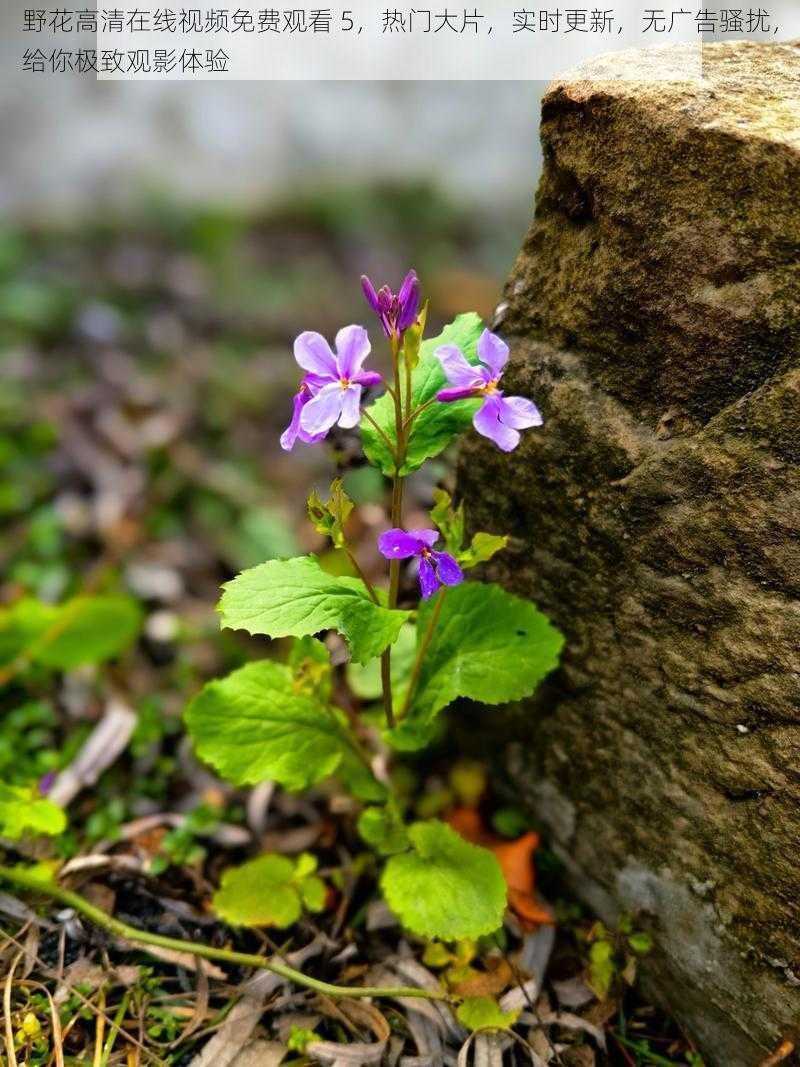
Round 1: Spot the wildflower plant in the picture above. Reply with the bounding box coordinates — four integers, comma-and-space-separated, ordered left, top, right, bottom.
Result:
183, 271, 564, 941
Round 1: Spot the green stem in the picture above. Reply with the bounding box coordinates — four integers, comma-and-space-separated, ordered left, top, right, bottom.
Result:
0, 865, 450, 1004
360, 408, 398, 464
344, 547, 379, 606
401, 396, 435, 433
400, 587, 446, 719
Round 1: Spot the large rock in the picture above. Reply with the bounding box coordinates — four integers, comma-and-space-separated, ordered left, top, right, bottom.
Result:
459, 42, 800, 1065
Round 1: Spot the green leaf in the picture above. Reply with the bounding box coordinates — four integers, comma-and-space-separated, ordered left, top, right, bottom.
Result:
357, 804, 410, 856
459, 533, 509, 571
0, 783, 66, 839
288, 636, 333, 701
307, 479, 355, 549
212, 852, 325, 928
628, 931, 654, 956
456, 997, 521, 1033
381, 820, 506, 939
33, 596, 142, 669
218, 556, 410, 665
0, 595, 141, 672
287, 1026, 319, 1053
347, 621, 416, 703
588, 939, 616, 999
361, 314, 483, 476
185, 660, 377, 792
394, 583, 563, 748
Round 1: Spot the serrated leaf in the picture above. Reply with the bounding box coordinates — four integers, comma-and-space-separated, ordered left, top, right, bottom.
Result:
0, 783, 66, 839
361, 314, 483, 476
0, 596, 141, 673
357, 804, 410, 856
456, 997, 521, 1033
218, 556, 409, 665
185, 660, 377, 793
393, 583, 563, 749
212, 852, 325, 928
381, 820, 506, 939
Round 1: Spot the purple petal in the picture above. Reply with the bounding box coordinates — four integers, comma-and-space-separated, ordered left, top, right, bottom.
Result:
299, 382, 345, 436
335, 325, 372, 380
408, 528, 439, 548
302, 372, 330, 395
477, 329, 509, 378
437, 385, 480, 403
280, 390, 304, 451
498, 394, 543, 429
361, 275, 381, 314
418, 557, 441, 600
354, 370, 383, 388
338, 384, 362, 429
294, 331, 338, 379
473, 393, 520, 452
397, 270, 420, 332
432, 551, 464, 587
378, 529, 424, 560
435, 344, 483, 389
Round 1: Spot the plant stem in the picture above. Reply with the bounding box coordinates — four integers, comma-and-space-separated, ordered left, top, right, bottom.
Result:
400, 587, 446, 719
0, 865, 450, 1004
402, 397, 435, 433
344, 548, 379, 606
360, 409, 397, 464
379, 331, 409, 732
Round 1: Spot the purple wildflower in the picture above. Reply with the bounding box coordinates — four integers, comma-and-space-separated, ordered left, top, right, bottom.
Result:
361, 270, 420, 338
38, 771, 56, 796
281, 326, 382, 450
435, 329, 542, 452
378, 528, 464, 600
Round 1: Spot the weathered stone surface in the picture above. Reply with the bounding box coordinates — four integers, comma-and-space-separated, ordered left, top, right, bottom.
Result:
459, 42, 800, 1065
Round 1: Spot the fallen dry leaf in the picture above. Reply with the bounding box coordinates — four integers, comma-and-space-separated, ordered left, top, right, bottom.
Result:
448, 808, 554, 929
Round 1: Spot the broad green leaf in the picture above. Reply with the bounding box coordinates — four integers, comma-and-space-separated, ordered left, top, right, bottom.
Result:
381, 820, 506, 939
456, 997, 521, 1033
0, 783, 66, 839
33, 596, 142, 670
212, 852, 325, 928
393, 583, 563, 749
185, 660, 378, 793
218, 556, 409, 665
347, 622, 416, 703
361, 314, 483, 476
0, 596, 141, 675
357, 804, 410, 856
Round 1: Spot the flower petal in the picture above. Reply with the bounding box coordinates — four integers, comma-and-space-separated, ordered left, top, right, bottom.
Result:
279, 390, 306, 452
294, 332, 338, 379
378, 529, 424, 560
335, 325, 372, 380
299, 382, 345, 436
437, 385, 480, 403
473, 393, 521, 452
418, 556, 441, 600
397, 270, 420, 332
499, 394, 543, 430
354, 370, 383, 388
477, 329, 509, 378
408, 529, 439, 548
435, 344, 483, 389
361, 275, 381, 314
338, 384, 362, 429
432, 551, 464, 587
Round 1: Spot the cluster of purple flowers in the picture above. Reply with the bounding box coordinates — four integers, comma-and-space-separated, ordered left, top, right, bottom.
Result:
282, 268, 541, 455
280, 270, 543, 598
